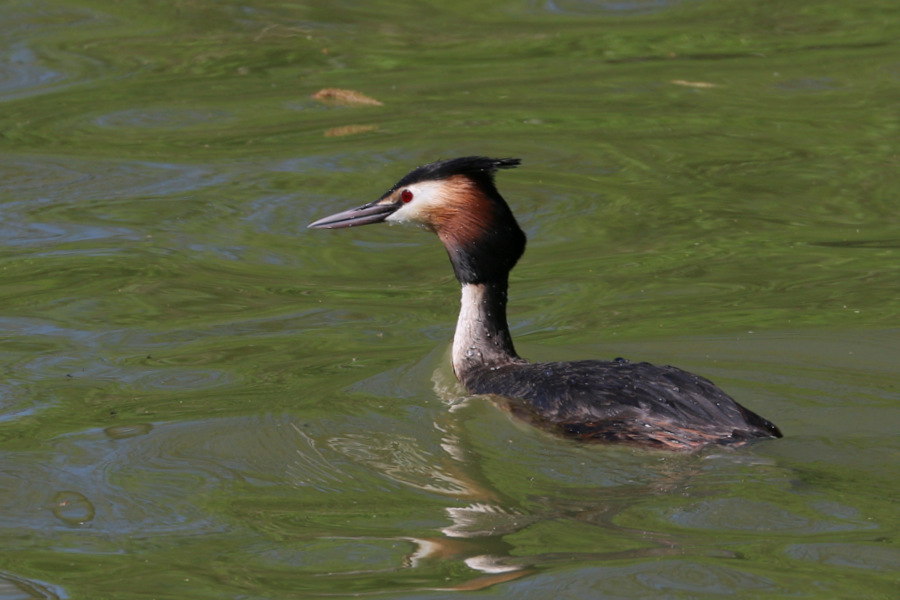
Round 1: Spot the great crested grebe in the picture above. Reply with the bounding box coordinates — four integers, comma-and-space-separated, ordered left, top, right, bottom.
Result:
309, 156, 781, 450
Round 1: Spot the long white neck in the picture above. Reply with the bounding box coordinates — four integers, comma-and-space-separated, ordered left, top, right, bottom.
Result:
452, 281, 522, 381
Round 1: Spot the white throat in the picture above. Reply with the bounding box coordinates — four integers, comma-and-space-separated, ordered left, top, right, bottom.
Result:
451, 283, 521, 379
452, 284, 485, 376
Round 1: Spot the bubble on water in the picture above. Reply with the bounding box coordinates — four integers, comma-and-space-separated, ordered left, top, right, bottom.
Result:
51, 491, 95, 525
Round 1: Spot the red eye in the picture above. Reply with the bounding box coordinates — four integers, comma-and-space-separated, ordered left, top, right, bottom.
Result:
400, 189, 414, 203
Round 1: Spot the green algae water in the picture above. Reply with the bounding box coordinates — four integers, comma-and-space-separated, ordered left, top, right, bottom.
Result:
1, 0, 898, 598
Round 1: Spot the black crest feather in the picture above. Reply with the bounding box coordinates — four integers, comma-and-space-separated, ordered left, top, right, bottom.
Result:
391, 156, 521, 191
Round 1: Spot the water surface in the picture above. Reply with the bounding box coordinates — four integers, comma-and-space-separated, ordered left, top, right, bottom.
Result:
1, 0, 898, 598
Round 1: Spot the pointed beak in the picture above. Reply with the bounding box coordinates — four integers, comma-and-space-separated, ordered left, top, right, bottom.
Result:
307, 200, 400, 230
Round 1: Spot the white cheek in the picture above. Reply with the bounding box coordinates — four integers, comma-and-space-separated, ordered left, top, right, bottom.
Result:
384, 180, 446, 225
384, 203, 421, 224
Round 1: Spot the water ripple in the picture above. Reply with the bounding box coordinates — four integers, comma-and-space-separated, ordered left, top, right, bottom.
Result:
1, 156, 229, 201
538, 0, 682, 16
666, 497, 877, 534
0, 44, 66, 100
0, 570, 67, 600
94, 108, 233, 130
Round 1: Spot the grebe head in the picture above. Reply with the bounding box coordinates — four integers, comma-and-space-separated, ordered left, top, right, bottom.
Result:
308, 156, 527, 284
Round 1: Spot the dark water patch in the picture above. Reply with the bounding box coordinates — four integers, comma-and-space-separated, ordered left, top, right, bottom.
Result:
0, 212, 140, 249
0, 156, 230, 202
785, 542, 900, 572
540, 0, 683, 16
0, 428, 226, 537
0, 44, 67, 100
0, 3, 110, 101
665, 497, 875, 534
0, 381, 42, 424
